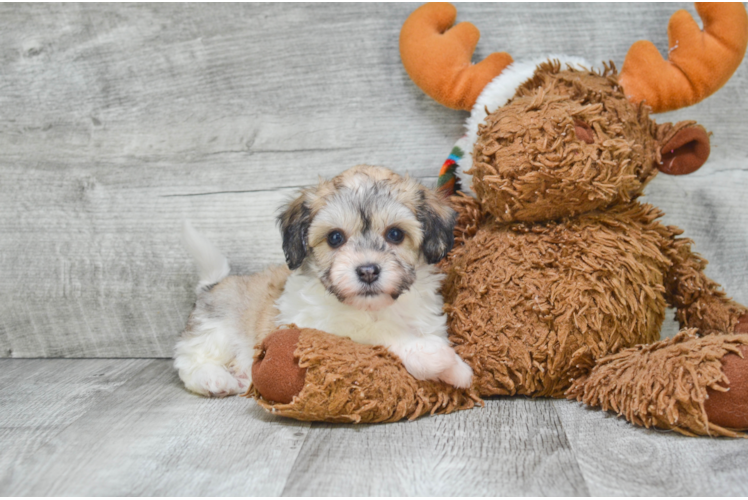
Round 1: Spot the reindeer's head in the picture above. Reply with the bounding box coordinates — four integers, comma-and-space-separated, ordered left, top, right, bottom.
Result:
400, 3, 748, 223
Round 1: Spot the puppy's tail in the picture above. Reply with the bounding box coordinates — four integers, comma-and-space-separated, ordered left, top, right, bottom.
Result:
182, 220, 230, 294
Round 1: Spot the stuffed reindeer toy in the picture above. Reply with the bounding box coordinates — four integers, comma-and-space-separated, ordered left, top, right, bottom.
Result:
249, 2, 748, 437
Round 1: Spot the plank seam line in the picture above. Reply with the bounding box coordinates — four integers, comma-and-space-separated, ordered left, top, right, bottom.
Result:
278, 421, 316, 496
550, 399, 593, 497
160, 186, 309, 198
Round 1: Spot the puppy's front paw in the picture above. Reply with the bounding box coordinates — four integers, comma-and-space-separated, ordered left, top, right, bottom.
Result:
438, 354, 473, 389
181, 364, 247, 397
394, 341, 456, 381
392, 341, 473, 388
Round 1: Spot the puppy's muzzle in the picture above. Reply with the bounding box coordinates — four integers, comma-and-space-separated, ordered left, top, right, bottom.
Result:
356, 263, 381, 284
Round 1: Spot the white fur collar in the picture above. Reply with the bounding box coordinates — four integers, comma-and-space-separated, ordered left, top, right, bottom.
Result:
275, 265, 449, 346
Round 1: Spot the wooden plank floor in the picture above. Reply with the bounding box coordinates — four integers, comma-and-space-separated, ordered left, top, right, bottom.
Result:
1, 358, 746, 496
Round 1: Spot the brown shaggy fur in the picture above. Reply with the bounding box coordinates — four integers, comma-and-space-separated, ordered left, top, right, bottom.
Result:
250, 62, 748, 436
443, 201, 673, 398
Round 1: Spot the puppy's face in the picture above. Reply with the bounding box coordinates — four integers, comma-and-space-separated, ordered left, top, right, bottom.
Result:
278, 165, 456, 311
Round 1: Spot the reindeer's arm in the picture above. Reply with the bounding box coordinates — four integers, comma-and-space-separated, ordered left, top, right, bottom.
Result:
662, 228, 748, 334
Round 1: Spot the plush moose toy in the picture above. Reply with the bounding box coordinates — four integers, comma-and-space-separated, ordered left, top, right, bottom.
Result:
248, 3, 748, 437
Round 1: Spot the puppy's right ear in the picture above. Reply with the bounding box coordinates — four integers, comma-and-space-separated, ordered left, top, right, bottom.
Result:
277, 193, 311, 270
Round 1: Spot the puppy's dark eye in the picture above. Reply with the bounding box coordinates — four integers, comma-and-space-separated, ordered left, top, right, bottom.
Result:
327, 230, 346, 248
385, 227, 405, 244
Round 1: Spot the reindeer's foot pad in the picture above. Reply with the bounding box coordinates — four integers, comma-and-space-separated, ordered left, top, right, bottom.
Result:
704, 345, 748, 430
734, 313, 748, 333
245, 327, 481, 423
568, 330, 748, 437
250, 328, 307, 404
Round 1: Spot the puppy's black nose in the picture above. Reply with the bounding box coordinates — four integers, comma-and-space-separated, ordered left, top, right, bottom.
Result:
356, 264, 381, 284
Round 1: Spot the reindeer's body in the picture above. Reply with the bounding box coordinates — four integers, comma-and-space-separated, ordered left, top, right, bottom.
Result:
435, 63, 748, 435
446, 202, 672, 398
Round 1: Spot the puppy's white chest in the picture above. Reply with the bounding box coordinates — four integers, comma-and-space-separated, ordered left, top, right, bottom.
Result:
274, 268, 449, 347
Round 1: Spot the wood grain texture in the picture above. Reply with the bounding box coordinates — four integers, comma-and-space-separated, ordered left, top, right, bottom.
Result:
0, 358, 152, 489
282, 398, 588, 496
553, 399, 748, 496
1, 3, 747, 357
0, 359, 311, 496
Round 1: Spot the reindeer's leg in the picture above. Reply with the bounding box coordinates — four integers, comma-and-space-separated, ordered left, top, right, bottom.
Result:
568, 331, 748, 437
246, 328, 481, 423
663, 233, 748, 334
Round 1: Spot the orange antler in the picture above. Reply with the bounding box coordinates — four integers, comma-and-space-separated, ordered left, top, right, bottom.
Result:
619, 2, 748, 113
399, 3, 513, 111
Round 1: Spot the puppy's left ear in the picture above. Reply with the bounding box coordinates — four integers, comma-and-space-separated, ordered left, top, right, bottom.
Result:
277, 193, 311, 270
417, 189, 457, 264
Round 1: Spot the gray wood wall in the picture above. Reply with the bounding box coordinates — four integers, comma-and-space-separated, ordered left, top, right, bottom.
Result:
2, 3, 747, 358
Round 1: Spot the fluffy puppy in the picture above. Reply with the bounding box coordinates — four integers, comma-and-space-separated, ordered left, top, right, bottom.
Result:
174, 165, 473, 397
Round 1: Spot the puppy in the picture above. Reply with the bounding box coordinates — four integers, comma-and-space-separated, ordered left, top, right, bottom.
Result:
174, 165, 473, 397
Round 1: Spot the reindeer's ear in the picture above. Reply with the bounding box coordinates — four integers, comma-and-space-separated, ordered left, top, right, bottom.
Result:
277, 193, 311, 270
657, 123, 710, 175
417, 189, 457, 264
